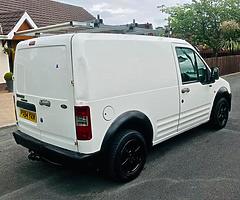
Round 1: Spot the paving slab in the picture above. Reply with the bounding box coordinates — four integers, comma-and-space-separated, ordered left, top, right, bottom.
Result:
0, 91, 16, 128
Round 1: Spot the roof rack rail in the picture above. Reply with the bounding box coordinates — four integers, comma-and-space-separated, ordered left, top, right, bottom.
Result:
15, 21, 160, 37
15, 21, 94, 36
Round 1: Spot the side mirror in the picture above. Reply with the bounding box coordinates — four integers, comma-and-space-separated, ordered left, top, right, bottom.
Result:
209, 67, 220, 83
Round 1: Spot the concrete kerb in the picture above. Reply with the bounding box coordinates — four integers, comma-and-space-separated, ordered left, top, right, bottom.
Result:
0, 123, 16, 130
222, 72, 240, 78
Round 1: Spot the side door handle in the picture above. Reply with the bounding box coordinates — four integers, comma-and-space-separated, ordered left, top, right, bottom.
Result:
181, 88, 190, 94
39, 99, 51, 107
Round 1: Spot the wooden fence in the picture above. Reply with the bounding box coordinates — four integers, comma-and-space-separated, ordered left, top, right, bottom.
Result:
204, 55, 240, 76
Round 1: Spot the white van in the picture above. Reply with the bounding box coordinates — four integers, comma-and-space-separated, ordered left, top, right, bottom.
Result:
13, 33, 231, 182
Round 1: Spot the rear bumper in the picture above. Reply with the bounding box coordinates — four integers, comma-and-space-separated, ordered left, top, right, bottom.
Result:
13, 130, 96, 162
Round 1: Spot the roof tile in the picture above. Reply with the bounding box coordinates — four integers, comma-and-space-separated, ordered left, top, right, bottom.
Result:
0, 10, 25, 34
0, 0, 95, 34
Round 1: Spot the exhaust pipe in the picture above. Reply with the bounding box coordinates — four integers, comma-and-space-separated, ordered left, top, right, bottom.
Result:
28, 150, 41, 161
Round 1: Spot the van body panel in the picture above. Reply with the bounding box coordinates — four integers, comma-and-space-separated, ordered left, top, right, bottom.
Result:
72, 34, 180, 153
72, 34, 180, 101
14, 35, 77, 151
76, 86, 180, 153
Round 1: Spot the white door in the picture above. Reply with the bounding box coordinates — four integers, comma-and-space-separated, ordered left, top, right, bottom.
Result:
175, 47, 214, 132
14, 38, 77, 151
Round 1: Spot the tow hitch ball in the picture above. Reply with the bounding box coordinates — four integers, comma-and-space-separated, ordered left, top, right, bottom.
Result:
28, 150, 41, 161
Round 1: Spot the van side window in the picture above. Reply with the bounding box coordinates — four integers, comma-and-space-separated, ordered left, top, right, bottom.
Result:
176, 48, 198, 83
195, 54, 208, 83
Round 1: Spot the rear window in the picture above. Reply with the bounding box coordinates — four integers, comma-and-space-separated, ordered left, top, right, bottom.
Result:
15, 46, 72, 99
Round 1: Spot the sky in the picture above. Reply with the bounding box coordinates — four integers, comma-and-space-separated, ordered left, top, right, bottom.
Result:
56, 0, 191, 27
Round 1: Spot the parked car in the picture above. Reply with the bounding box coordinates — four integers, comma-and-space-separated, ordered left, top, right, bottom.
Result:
13, 33, 231, 182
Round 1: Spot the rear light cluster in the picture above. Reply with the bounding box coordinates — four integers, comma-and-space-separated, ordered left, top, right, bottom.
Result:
74, 106, 92, 140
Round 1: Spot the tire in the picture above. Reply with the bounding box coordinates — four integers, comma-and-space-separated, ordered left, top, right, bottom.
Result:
108, 130, 147, 182
210, 97, 229, 130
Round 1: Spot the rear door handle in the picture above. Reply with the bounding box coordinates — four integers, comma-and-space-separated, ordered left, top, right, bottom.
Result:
39, 99, 51, 107
181, 88, 190, 94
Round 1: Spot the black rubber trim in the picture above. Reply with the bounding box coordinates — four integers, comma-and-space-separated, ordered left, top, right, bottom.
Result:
16, 94, 25, 98
13, 130, 96, 162
16, 101, 36, 112
214, 87, 232, 111
229, 93, 232, 111
101, 111, 153, 152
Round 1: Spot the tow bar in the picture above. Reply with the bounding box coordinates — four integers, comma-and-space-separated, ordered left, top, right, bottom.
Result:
28, 150, 41, 161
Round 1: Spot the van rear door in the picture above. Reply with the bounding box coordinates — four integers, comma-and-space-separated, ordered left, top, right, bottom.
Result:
14, 35, 77, 151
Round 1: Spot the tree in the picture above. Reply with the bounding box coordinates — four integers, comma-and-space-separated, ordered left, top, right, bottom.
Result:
160, 0, 240, 56
221, 20, 240, 51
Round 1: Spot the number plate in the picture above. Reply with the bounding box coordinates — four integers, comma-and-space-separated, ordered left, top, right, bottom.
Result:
19, 109, 37, 123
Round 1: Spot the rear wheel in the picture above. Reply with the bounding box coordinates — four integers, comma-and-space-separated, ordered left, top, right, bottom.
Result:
210, 97, 229, 129
108, 130, 147, 182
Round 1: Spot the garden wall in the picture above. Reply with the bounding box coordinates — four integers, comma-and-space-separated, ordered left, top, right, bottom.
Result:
204, 55, 240, 76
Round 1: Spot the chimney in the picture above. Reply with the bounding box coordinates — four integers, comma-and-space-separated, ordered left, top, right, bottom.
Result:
133, 19, 136, 25
98, 15, 103, 24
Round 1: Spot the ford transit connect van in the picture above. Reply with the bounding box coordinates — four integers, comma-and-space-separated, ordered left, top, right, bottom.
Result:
13, 33, 231, 182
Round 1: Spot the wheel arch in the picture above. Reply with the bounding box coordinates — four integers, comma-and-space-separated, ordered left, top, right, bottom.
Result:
212, 87, 232, 112
101, 111, 154, 153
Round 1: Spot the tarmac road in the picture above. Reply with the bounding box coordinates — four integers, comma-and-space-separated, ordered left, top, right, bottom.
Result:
0, 74, 239, 200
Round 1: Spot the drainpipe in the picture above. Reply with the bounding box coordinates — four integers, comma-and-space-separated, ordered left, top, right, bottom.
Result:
0, 23, 3, 34
0, 24, 7, 39
0, 23, 4, 39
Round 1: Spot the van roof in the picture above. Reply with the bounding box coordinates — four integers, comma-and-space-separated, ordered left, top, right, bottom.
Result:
71, 33, 189, 45
17, 33, 190, 50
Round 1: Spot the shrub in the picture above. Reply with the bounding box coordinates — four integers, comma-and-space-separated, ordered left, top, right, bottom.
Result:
4, 72, 13, 81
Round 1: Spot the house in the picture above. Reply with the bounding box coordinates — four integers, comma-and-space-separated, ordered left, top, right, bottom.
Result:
0, 0, 95, 84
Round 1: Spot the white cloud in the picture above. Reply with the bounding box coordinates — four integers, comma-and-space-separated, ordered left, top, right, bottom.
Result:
56, 0, 191, 27
90, 2, 108, 12
90, 2, 136, 15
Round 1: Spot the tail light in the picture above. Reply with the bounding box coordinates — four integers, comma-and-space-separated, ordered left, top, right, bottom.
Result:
74, 106, 92, 140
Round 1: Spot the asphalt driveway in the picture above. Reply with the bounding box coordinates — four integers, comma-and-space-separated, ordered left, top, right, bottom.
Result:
0, 73, 239, 200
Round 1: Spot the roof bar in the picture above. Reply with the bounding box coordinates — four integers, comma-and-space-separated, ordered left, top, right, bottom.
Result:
80, 25, 159, 35
80, 25, 128, 33
14, 21, 160, 37
15, 21, 94, 36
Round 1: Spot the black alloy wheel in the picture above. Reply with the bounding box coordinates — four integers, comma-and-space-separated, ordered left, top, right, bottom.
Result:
108, 130, 147, 182
119, 138, 144, 176
216, 101, 229, 127
210, 97, 229, 129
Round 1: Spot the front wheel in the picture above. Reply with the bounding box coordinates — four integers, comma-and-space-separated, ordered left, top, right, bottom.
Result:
210, 97, 229, 129
108, 130, 147, 182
